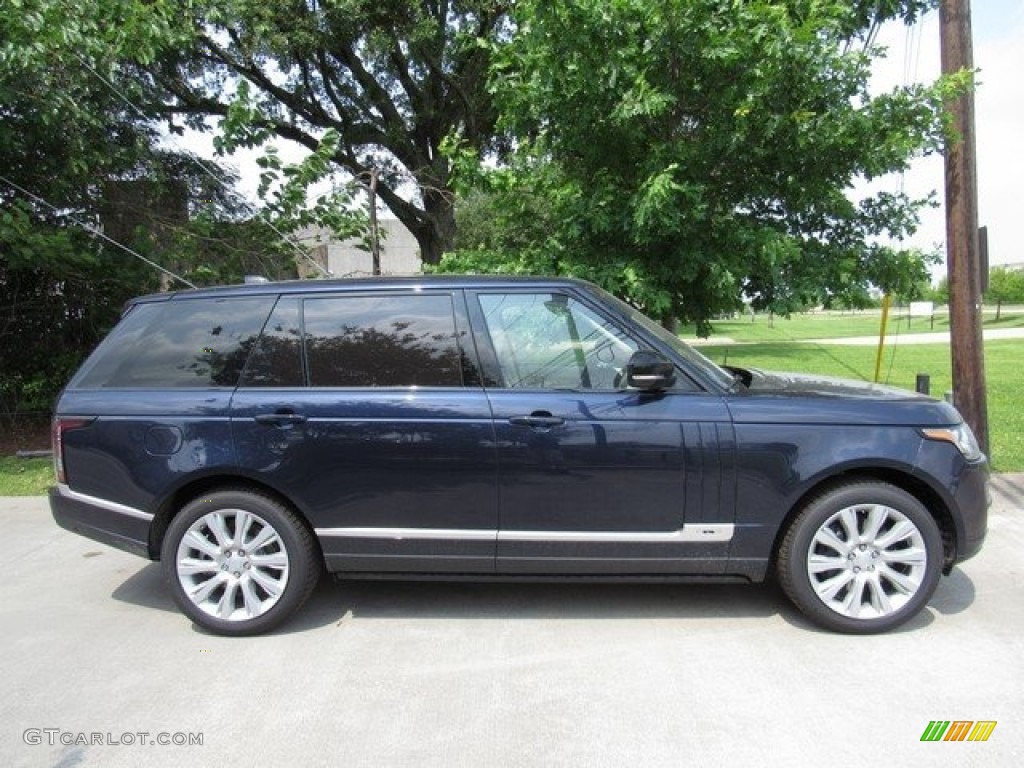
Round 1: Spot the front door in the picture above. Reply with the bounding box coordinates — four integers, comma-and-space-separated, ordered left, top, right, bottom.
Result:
468, 289, 733, 575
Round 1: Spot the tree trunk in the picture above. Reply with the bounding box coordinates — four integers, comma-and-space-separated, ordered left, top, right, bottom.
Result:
415, 186, 458, 267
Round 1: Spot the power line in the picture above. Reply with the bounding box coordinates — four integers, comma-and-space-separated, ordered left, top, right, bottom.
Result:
0, 174, 197, 289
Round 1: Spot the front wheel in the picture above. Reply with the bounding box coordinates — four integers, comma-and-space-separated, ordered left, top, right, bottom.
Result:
161, 489, 321, 636
777, 481, 944, 634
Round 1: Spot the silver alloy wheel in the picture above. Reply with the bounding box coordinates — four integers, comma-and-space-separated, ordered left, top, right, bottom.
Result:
175, 508, 291, 621
806, 503, 928, 620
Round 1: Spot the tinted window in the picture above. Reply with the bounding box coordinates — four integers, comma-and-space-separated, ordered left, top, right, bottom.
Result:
304, 294, 463, 387
239, 298, 304, 387
478, 293, 638, 390
74, 297, 273, 388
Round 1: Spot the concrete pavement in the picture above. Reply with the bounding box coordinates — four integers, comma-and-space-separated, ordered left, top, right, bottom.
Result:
691, 327, 1024, 346
1, 479, 1022, 767
806, 327, 1024, 346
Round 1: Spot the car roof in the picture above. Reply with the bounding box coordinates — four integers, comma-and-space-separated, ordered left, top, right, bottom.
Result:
131, 274, 599, 303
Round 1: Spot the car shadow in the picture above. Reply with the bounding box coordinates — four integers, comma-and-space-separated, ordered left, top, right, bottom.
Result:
278, 578, 790, 634
928, 567, 977, 616
110, 562, 178, 613
111, 563, 788, 633
110, 564, 976, 636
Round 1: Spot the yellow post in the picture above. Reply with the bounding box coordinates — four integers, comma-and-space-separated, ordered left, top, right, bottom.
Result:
874, 294, 892, 383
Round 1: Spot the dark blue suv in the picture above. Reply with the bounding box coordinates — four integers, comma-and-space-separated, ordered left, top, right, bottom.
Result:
50, 276, 988, 635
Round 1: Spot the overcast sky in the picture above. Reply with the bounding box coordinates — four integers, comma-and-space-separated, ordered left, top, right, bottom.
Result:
869, 0, 1024, 271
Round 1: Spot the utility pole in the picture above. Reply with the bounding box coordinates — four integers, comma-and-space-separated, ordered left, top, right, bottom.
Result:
369, 167, 381, 276
940, 0, 988, 455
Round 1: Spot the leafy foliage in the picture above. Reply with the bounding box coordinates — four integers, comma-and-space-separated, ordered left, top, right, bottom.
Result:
442, 0, 959, 334
1, 1, 160, 419
0, 1, 308, 420
0, 204, 159, 420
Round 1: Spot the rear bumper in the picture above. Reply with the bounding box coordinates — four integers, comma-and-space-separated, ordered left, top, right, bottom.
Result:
49, 484, 153, 559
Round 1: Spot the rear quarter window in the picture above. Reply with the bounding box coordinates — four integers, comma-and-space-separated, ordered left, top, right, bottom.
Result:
72, 297, 274, 388
239, 297, 304, 387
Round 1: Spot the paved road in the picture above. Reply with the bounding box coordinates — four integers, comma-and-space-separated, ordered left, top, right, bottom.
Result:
2, 480, 1022, 768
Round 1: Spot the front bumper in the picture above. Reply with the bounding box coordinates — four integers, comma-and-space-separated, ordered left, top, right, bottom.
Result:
951, 459, 990, 563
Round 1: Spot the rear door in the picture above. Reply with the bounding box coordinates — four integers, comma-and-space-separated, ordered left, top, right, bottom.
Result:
468, 288, 733, 575
230, 290, 498, 573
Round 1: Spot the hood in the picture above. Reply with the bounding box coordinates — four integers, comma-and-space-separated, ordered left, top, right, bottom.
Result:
725, 367, 961, 427
743, 368, 931, 401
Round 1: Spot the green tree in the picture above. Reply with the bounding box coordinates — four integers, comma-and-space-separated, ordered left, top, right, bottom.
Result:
0, 1, 315, 420
443, 0, 961, 334
985, 267, 1024, 321
927, 276, 950, 306
1, 0, 163, 420
867, 247, 939, 304
111, 0, 511, 265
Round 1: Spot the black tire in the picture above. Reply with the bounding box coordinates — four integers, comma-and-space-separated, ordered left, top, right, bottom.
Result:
777, 480, 943, 634
161, 488, 321, 636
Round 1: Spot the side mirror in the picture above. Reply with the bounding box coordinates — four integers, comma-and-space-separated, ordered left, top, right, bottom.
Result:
625, 350, 676, 391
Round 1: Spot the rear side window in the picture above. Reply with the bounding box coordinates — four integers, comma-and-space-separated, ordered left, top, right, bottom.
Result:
73, 297, 273, 388
303, 294, 463, 387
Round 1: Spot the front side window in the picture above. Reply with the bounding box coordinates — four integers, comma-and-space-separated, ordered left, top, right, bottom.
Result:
478, 293, 638, 390
73, 297, 273, 389
303, 294, 464, 387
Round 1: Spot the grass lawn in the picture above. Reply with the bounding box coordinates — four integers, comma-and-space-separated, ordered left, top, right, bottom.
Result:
0, 456, 53, 496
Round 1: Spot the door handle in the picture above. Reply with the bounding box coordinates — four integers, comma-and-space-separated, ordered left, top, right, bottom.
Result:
509, 413, 565, 429
253, 411, 308, 427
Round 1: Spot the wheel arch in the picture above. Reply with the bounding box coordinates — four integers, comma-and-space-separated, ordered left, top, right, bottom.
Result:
147, 473, 321, 563
769, 467, 957, 572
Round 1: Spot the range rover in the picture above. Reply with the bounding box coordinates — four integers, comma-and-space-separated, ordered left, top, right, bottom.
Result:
49, 276, 988, 635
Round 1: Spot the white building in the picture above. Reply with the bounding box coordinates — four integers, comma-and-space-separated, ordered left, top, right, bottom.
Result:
297, 219, 422, 278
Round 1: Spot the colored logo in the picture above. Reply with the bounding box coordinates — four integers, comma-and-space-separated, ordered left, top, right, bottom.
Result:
921, 721, 997, 742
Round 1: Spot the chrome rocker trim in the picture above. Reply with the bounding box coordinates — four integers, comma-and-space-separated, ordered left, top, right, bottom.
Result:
314, 524, 734, 544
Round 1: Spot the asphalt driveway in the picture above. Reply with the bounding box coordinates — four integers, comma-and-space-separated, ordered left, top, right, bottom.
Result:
2, 478, 1022, 767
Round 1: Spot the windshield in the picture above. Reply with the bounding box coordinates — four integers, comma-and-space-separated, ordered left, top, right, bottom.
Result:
589, 286, 735, 390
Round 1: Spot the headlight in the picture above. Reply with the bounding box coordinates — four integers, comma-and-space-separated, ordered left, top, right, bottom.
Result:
921, 423, 983, 461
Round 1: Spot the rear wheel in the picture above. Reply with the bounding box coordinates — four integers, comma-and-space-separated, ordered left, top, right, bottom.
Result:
777, 480, 943, 634
161, 489, 321, 636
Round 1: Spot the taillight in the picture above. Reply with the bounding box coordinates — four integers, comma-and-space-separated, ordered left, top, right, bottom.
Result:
52, 417, 92, 485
